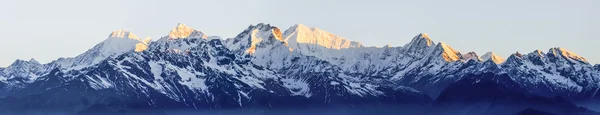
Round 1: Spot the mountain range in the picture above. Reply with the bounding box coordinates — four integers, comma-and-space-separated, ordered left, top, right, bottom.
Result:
0, 23, 598, 115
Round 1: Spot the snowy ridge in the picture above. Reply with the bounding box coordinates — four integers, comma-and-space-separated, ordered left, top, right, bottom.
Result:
0, 23, 598, 111
284, 24, 363, 51
1, 59, 42, 81
548, 47, 589, 64
498, 49, 599, 98
168, 23, 208, 39
0, 29, 150, 84
60, 29, 148, 69
152, 23, 221, 54
52, 36, 418, 108
225, 23, 288, 55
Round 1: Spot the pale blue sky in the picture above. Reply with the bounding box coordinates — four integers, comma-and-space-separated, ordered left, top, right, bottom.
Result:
0, 0, 598, 67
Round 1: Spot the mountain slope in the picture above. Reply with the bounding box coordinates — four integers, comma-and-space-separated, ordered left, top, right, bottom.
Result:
0, 23, 597, 114
434, 72, 597, 115
0, 23, 433, 114
54, 29, 149, 70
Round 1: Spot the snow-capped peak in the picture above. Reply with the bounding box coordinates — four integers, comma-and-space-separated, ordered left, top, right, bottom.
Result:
502, 52, 525, 66
548, 47, 589, 64
528, 49, 545, 58
409, 33, 433, 46
107, 29, 150, 52
418, 33, 431, 39
404, 33, 435, 54
52, 30, 149, 69
2, 59, 43, 80
28, 58, 40, 65
283, 24, 362, 50
481, 52, 505, 64
225, 23, 288, 55
460, 52, 482, 62
513, 51, 523, 57
435, 42, 460, 62
109, 29, 140, 40
168, 23, 208, 39
91, 32, 144, 55
8, 59, 40, 67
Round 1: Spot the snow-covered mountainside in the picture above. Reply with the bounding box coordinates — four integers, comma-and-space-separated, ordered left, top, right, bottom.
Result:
0, 23, 598, 114
434, 72, 598, 115
54, 29, 150, 69
499, 48, 600, 99
1, 59, 42, 81
0, 29, 150, 97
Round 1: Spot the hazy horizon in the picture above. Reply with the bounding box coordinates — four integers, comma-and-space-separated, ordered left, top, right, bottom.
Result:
1, 0, 598, 67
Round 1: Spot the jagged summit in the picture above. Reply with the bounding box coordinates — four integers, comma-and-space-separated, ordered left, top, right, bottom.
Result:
283, 24, 362, 50
513, 52, 523, 57
168, 23, 208, 39
435, 42, 460, 62
108, 29, 151, 52
409, 33, 433, 45
109, 29, 140, 40
1, 23, 600, 114
524, 49, 547, 65
530, 49, 545, 57
253, 23, 276, 29
248, 23, 285, 43
417, 33, 431, 39
548, 47, 588, 64
481, 52, 505, 64
2, 58, 42, 80
8, 59, 30, 67
48, 29, 152, 69
28, 58, 40, 65
106, 29, 150, 52
225, 23, 288, 55
503, 52, 525, 66
5, 58, 41, 70
404, 33, 435, 54
461, 52, 482, 62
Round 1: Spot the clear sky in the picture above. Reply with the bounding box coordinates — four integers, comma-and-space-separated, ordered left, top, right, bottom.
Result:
0, 0, 598, 67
